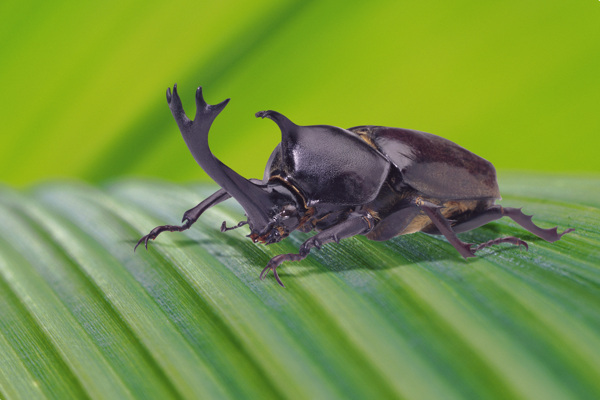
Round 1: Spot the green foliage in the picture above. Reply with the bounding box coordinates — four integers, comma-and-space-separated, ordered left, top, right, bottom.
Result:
0, 174, 598, 399
1, 2, 599, 399
1, 1, 599, 187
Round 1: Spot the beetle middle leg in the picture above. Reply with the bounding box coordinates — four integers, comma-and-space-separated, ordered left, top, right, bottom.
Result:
220, 220, 248, 232
135, 188, 230, 251
260, 211, 375, 287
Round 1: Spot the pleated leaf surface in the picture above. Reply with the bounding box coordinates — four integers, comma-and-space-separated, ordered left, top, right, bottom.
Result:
0, 173, 599, 400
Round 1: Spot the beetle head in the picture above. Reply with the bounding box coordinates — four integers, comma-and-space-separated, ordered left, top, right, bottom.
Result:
248, 182, 306, 244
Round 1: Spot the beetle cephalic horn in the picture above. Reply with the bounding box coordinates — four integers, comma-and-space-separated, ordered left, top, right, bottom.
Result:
167, 85, 272, 232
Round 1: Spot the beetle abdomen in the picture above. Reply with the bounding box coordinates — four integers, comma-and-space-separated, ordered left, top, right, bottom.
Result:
349, 126, 500, 200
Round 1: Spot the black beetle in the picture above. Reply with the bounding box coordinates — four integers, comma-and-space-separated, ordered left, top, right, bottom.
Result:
136, 84, 573, 287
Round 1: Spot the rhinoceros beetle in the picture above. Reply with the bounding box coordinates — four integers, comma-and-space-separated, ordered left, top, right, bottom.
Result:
135, 84, 573, 287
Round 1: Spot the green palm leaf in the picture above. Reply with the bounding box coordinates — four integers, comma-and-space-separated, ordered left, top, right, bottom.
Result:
1, 174, 598, 399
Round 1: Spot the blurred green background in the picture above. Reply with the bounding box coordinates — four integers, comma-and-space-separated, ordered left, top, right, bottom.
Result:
1, 0, 599, 187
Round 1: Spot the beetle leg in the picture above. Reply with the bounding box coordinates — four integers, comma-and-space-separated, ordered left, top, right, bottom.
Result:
421, 203, 573, 258
220, 220, 248, 232
451, 205, 574, 241
502, 207, 574, 242
417, 199, 476, 258
134, 188, 230, 251
260, 212, 375, 287
450, 205, 504, 233
260, 253, 304, 288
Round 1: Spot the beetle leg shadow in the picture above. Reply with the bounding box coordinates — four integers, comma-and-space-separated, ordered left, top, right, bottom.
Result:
473, 236, 528, 252
260, 211, 374, 287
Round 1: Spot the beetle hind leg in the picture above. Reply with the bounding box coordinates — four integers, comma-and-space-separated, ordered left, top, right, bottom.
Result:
420, 202, 573, 259
451, 205, 574, 241
502, 207, 574, 242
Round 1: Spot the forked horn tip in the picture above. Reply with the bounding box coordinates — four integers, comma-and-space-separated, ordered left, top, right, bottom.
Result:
167, 83, 179, 104
195, 86, 207, 107
195, 86, 230, 111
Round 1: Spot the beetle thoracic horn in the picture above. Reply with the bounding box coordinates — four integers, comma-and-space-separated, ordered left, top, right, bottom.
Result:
255, 110, 297, 131
167, 85, 272, 232
256, 110, 299, 157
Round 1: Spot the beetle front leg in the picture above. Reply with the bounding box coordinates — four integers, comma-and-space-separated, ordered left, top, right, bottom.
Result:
134, 188, 230, 251
220, 220, 248, 232
260, 212, 375, 287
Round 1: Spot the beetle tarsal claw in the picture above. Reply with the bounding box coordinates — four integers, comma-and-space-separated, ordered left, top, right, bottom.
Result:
133, 236, 147, 252
260, 260, 286, 288
560, 228, 575, 237
460, 243, 477, 258
261, 252, 309, 287
134, 231, 155, 252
